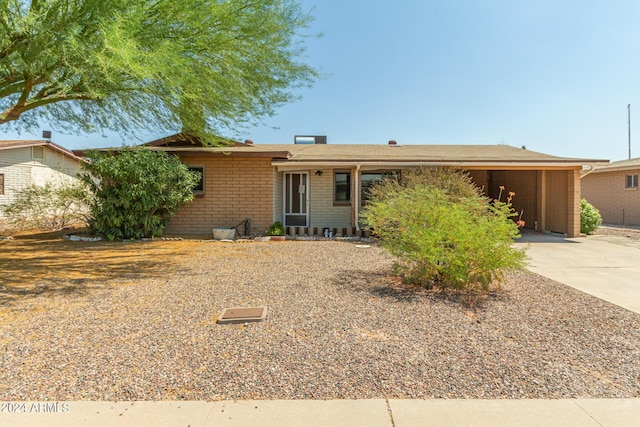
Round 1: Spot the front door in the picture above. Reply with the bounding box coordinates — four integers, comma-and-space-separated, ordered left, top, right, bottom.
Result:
284, 172, 309, 227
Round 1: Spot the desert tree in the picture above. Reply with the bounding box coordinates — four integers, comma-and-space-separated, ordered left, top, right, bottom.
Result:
0, 0, 317, 143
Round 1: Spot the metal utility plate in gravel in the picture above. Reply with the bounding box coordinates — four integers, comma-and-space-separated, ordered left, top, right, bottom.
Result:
217, 306, 267, 324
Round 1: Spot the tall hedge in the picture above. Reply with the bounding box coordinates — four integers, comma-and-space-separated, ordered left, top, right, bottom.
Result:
80, 148, 200, 240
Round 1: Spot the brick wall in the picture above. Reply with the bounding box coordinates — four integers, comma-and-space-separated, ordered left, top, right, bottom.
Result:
0, 147, 82, 218
582, 170, 640, 225
166, 155, 274, 236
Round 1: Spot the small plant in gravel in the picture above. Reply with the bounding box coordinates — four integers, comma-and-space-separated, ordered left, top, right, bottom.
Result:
361, 168, 527, 295
266, 221, 286, 236
580, 199, 602, 235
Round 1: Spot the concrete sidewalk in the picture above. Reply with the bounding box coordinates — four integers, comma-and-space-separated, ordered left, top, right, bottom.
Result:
2, 399, 639, 426
515, 231, 640, 314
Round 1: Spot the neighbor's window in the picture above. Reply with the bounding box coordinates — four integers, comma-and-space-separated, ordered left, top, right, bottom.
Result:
334, 172, 351, 203
0, 174, 4, 195
31, 146, 45, 161
188, 166, 204, 194
625, 174, 638, 189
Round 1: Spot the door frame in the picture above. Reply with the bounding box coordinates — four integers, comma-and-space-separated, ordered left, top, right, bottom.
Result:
283, 171, 310, 227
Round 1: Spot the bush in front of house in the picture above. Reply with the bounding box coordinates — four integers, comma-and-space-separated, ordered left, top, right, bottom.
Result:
361, 168, 527, 293
267, 221, 286, 236
80, 148, 201, 240
1, 182, 91, 231
580, 198, 602, 235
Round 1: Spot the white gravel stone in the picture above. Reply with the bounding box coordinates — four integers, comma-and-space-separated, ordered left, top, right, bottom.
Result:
0, 240, 639, 400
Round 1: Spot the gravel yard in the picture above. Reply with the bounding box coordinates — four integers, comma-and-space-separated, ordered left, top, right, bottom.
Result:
1, 237, 639, 400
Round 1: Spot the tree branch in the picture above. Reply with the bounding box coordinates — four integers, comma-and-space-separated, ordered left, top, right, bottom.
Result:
0, 90, 97, 124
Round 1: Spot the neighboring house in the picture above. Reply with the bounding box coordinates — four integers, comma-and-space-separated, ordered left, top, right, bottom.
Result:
0, 140, 84, 218
80, 135, 607, 238
581, 158, 640, 225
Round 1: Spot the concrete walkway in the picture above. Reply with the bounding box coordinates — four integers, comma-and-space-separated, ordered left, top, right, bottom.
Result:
4, 232, 640, 427
515, 231, 640, 314
2, 399, 640, 426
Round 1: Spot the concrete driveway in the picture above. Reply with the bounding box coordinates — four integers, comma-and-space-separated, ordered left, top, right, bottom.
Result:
514, 231, 640, 314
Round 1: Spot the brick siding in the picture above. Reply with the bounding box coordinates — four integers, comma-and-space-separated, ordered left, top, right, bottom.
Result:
166, 156, 274, 236
0, 146, 82, 218
582, 170, 640, 225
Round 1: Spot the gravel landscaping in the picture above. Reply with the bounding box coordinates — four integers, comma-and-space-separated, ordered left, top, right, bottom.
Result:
1, 240, 639, 400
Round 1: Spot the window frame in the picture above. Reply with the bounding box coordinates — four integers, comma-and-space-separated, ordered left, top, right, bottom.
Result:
31, 146, 45, 161
360, 170, 399, 205
334, 171, 351, 205
625, 174, 638, 190
187, 165, 205, 195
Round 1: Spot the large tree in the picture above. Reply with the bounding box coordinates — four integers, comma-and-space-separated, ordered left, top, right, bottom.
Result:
0, 0, 317, 143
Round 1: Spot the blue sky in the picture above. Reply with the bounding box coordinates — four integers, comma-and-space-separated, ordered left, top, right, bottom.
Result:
3, 0, 640, 161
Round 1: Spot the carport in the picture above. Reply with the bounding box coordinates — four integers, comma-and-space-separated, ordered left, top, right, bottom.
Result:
468, 168, 582, 237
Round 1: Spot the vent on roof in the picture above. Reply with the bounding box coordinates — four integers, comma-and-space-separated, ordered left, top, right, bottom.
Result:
244, 139, 254, 145
42, 130, 51, 140
294, 135, 327, 144
388, 140, 398, 146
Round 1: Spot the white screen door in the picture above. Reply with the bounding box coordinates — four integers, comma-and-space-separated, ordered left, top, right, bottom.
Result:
284, 172, 309, 227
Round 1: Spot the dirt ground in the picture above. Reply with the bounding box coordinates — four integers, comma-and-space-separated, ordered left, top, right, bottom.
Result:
1, 227, 640, 400
2, 224, 638, 312
0, 228, 213, 312
2, 224, 638, 291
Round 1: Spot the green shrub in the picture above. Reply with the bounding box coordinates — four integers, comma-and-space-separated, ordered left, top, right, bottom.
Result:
1, 182, 91, 231
80, 148, 200, 240
267, 221, 286, 236
361, 168, 526, 293
580, 199, 602, 234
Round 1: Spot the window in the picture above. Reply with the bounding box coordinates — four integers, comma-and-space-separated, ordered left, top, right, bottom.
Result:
625, 174, 638, 189
361, 171, 399, 204
0, 174, 4, 195
188, 166, 204, 194
31, 146, 45, 161
334, 172, 351, 203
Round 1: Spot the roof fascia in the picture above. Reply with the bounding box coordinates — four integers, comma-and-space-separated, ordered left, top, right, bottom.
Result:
1, 140, 84, 162
271, 160, 603, 171
588, 164, 640, 174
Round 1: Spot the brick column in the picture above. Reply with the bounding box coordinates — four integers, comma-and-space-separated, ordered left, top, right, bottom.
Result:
566, 169, 581, 237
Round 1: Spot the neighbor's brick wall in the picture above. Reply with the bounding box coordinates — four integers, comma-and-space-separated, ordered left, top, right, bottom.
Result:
0, 147, 82, 218
582, 170, 640, 225
32, 147, 82, 187
166, 156, 274, 236
0, 148, 32, 217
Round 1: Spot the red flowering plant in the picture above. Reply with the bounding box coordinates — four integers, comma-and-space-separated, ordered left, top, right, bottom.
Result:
496, 186, 525, 228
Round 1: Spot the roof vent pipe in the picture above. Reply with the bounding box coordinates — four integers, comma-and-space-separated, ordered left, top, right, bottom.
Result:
388, 140, 397, 145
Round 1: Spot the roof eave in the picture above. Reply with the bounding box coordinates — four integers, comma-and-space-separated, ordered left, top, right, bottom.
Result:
272, 160, 606, 169
1, 140, 85, 162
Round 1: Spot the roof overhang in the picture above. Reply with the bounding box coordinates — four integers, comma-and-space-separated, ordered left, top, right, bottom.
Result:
74, 146, 292, 160
272, 160, 606, 171
1, 140, 85, 162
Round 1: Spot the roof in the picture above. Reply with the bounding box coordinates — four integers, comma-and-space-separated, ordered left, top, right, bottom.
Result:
587, 157, 640, 174
0, 139, 84, 162
74, 134, 609, 169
